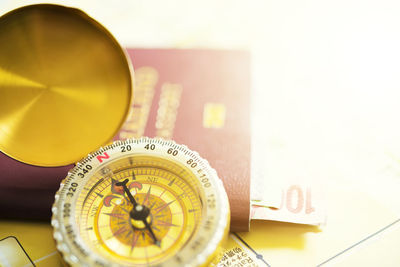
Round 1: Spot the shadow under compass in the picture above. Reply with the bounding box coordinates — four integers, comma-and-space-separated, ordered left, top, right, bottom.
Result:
236, 220, 321, 250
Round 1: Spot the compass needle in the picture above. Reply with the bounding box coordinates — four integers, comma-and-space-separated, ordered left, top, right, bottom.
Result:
52, 138, 229, 266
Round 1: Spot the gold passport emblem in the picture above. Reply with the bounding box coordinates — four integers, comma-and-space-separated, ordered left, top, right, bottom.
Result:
203, 103, 226, 129
155, 83, 182, 139
119, 67, 158, 139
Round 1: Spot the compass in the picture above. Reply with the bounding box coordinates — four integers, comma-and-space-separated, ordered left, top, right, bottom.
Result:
51, 138, 230, 266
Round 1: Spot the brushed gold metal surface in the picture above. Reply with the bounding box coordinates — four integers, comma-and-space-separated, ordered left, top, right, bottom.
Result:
0, 4, 133, 166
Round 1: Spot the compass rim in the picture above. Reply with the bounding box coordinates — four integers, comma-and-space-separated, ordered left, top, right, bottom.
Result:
52, 137, 230, 266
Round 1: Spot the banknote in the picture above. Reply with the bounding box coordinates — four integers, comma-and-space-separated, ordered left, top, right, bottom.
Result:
250, 125, 327, 225
251, 184, 326, 225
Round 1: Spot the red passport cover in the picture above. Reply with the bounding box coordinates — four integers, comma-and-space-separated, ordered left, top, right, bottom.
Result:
0, 49, 251, 231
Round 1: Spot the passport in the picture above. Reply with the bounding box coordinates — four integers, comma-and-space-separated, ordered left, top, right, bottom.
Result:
0, 49, 251, 231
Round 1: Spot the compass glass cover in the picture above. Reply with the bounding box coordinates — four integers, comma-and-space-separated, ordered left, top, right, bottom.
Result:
52, 139, 229, 267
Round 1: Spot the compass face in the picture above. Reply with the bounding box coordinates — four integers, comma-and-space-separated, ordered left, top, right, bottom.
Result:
52, 138, 230, 267
80, 156, 202, 265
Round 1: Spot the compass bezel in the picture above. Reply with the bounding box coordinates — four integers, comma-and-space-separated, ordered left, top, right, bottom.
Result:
52, 138, 230, 266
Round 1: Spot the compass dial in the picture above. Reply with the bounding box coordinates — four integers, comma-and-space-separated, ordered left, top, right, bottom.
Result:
52, 138, 230, 266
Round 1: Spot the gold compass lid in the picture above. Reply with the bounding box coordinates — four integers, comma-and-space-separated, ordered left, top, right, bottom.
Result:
0, 4, 133, 167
